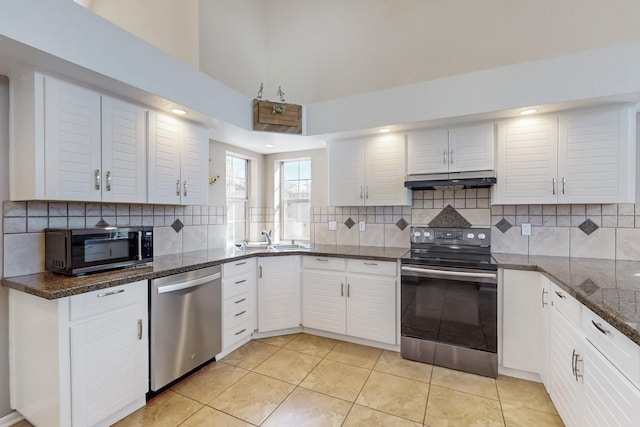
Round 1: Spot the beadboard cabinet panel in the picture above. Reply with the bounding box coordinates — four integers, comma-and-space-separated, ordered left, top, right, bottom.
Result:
327, 139, 366, 206
302, 269, 346, 335
257, 256, 301, 332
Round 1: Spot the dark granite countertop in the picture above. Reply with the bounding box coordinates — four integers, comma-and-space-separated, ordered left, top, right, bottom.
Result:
494, 254, 640, 346
1, 245, 408, 300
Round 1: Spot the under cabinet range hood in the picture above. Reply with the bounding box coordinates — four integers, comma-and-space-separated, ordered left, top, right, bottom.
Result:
404, 171, 496, 190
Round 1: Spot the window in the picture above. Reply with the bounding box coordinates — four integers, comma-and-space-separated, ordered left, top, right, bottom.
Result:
226, 155, 248, 243
281, 159, 311, 241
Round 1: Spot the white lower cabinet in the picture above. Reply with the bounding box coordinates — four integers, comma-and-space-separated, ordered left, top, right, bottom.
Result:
9, 280, 148, 427
221, 258, 257, 350
302, 257, 397, 345
257, 256, 301, 332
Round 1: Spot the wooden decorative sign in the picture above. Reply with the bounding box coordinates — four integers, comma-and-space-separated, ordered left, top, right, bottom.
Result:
252, 99, 302, 134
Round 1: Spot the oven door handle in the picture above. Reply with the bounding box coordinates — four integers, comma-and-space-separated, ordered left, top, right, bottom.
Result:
401, 266, 497, 280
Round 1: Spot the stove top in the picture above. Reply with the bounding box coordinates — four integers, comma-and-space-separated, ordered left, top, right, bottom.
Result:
402, 227, 497, 271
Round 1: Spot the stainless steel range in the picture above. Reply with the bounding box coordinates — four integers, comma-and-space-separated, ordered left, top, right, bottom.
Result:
400, 226, 498, 378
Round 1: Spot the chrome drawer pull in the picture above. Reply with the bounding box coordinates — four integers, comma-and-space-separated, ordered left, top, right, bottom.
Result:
316, 258, 329, 262
235, 328, 246, 336
591, 320, 611, 335
364, 262, 378, 266
235, 261, 247, 266
541, 288, 548, 307
235, 279, 247, 285
97, 289, 125, 298
554, 290, 565, 299
235, 298, 247, 304
235, 310, 246, 317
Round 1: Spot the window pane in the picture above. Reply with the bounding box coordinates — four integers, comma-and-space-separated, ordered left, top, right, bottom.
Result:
283, 202, 310, 240
299, 160, 311, 180
226, 155, 249, 243
283, 161, 299, 181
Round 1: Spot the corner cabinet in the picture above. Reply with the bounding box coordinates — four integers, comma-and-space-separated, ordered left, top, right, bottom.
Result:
147, 111, 209, 205
407, 123, 495, 175
9, 281, 148, 427
257, 256, 301, 332
328, 133, 410, 206
10, 72, 147, 203
493, 107, 636, 205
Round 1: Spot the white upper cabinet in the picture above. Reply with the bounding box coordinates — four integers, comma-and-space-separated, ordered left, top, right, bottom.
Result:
494, 107, 636, 205
328, 133, 410, 206
408, 123, 495, 175
147, 111, 209, 205
11, 73, 147, 203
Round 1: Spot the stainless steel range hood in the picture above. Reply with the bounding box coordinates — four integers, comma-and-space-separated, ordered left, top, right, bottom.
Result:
404, 171, 496, 190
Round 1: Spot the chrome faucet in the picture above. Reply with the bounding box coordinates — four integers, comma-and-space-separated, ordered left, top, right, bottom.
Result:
261, 230, 273, 247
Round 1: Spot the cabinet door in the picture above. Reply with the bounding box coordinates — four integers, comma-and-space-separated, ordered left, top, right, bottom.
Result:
448, 123, 494, 172
502, 270, 547, 375
328, 139, 365, 206
257, 256, 301, 332
147, 111, 182, 204
302, 269, 346, 335
346, 273, 396, 344
558, 108, 635, 204
495, 116, 558, 204
549, 307, 584, 427
364, 134, 410, 206
70, 303, 147, 426
101, 96, 147, 203
582, 343, 640, 427
44, 76, 102, 201
180, 121, 209, 206
407, 128, 449, 174
540, 276, 551, 387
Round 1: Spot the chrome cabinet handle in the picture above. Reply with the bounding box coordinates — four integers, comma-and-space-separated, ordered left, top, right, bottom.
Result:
137, 231, 143, 260
235, 328, 246, 336
541, 288, 548, 307
365, 186, 369, 199
176, 179, 181, 196
575, 352, 583, 381
571, 349, 577, 376
450, 149, 454, 164
137, 319, 143, 340
259, 266, 263, 278
364, 262, 378, 266
360, 186, 363, 199
443, 149, 447, 164
106, 171, 112, 191
552, 178, 556, 195
97, 289, 125, 298
235, 279, 247, 285
95, 169, 101, 190
554, 290, 565, 299
347, 283, 350, 298
592, 320, 610, 335
183, 180, 188, 197
341, 283, 344, 297
235, 261, 247, 266
316, 258, 329, 262
235, 298, 246, 304
235, 310, 246, 317
562, 177, 566, 194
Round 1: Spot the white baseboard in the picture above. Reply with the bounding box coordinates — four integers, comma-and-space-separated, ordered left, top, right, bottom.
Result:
0, 411, 25, 427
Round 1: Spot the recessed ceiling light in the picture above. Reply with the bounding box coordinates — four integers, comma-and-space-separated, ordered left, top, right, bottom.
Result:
379, 128, 391, 133
171, 108, 187, 115
265, 144, 275, 148
519, 108, 538, 115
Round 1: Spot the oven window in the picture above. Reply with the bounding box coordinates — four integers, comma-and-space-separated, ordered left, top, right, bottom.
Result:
401, 276, 497, 352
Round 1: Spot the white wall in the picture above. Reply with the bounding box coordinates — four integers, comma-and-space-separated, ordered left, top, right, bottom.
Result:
89, 0, 200, 69
265, 0, 640, 104
0, 75, 11, 417
198, 0, 268, 99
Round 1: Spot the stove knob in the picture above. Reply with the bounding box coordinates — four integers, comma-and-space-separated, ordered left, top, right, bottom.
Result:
424, 232, 432, 239
413, 231, 421, 237
478, 233, 486, 240
466, 232, 475, 239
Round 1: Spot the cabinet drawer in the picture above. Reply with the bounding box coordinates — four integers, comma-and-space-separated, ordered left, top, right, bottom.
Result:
582, 307, 640, 387
223, 274, 253, 299
224, 301, 252, 330
223, 291, 251, 315
69, 280, 147, 321
550, 282, 580, 326
223, 258, 255, 278
303, 256, 345, 271
347, 259, 396, 276
223, 320, 252, 348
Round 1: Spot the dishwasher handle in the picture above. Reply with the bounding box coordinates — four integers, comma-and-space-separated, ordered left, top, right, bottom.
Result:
156, 272, 221, 294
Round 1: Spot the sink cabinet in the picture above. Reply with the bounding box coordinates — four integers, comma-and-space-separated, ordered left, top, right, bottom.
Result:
9, 280, 148, 427
257, 256, 301, 332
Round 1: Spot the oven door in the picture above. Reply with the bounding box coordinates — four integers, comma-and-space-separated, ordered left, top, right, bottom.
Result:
400, 265, 498, 353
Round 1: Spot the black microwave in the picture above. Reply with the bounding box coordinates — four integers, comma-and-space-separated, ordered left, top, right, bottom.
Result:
45, 227, 153, 276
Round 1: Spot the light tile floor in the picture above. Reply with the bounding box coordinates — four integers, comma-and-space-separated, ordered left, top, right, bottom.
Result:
12, 333, 564, 427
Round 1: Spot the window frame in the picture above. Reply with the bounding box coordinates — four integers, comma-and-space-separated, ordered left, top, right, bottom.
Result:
226, 154, 250, 244
279, 158, 312, 242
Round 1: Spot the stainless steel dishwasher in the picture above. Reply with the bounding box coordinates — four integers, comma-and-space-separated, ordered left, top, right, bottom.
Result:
150, 265, 222, 391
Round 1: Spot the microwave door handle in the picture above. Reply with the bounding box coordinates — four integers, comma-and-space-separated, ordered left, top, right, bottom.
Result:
137, 231, 143, 260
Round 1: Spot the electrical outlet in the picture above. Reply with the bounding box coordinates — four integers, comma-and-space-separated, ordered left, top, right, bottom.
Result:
359, 221, 366, 231
521, 223, 532, 236
328, 221, 337, 231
